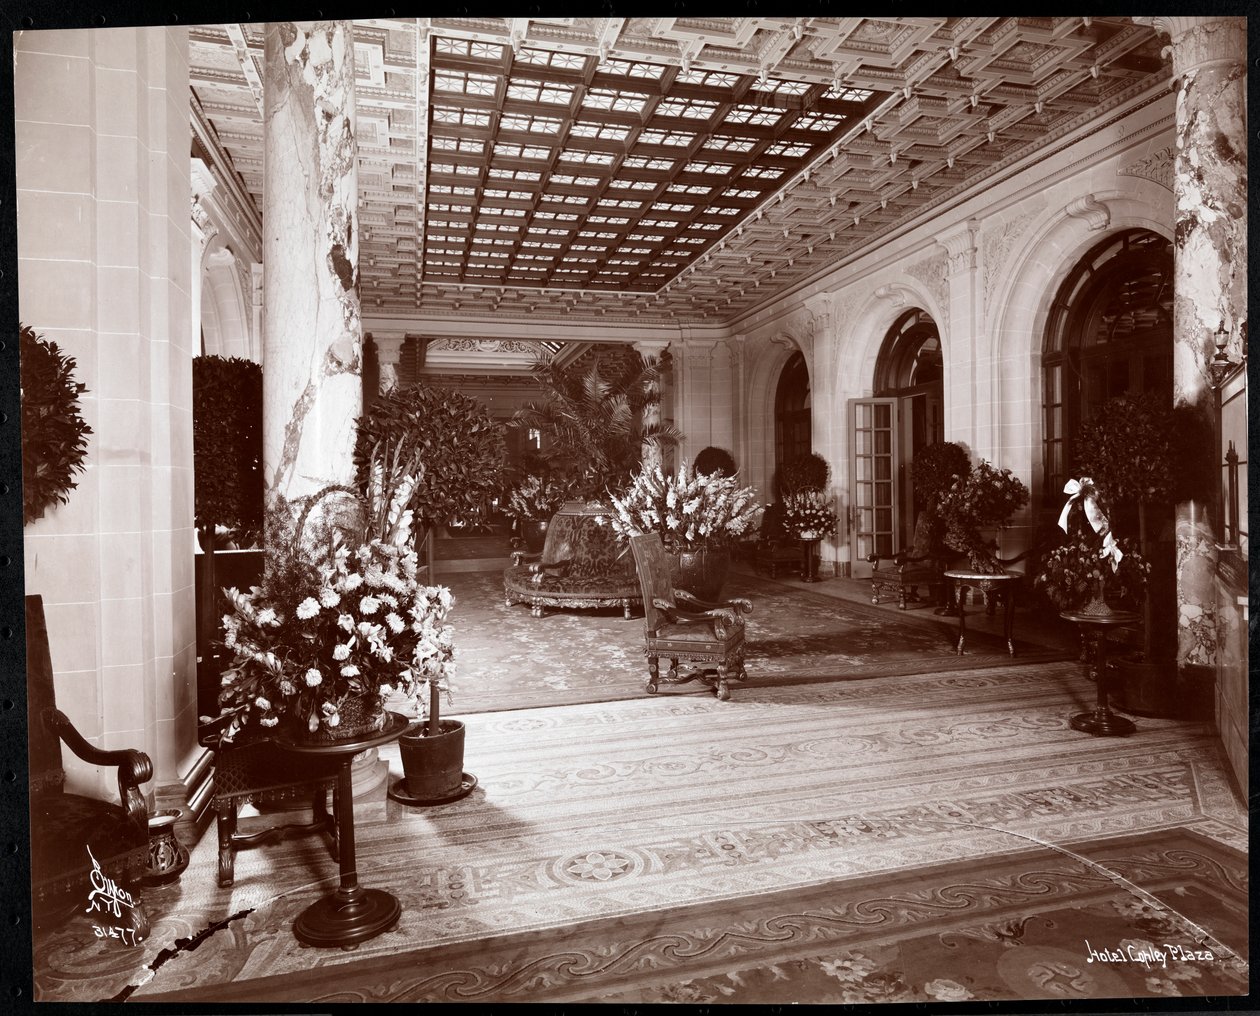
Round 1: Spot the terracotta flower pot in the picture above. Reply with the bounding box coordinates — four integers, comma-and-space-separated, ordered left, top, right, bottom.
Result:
399, 719, 466, 801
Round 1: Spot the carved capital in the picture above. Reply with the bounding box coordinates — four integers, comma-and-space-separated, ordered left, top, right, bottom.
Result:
803, 292, 838, 332
633, 337, 672, 359
1136, 16, 1246, 76
1065, 193, 1111, 231
937, 219, 980, 277
371, 331, 407, 365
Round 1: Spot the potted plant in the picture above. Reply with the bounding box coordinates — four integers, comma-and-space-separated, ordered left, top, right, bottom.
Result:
354, 381, 507, 573
1073, 393, 1177, 715
935, 460, 1030, 573
213, 442, 452, 749
910, 441, 971, 554
776, 451, 830, 497
780, 490, 839, 582
598, 465, 763, 600
693, 446, 737, 478
21, 323, 92, 526
505, 474, 570, 552
512, 348, 680, 503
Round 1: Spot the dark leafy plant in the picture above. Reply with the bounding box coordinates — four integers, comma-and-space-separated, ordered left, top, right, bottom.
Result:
694, 446, 736, 477
511, 349, 680, 502
354, 382, 507, 533
912, 441, 971, 513
937, 460, 1029, 571
20, 324, 92, 526
1034, 487, 1149, 610
1076, 393, 1174, 505
193, 355, 264, 538
777, 452, 830, 495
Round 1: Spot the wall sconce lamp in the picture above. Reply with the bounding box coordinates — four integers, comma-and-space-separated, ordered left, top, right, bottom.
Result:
1208, 320, 1244, 388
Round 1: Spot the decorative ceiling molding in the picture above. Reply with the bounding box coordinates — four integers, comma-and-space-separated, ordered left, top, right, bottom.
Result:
186, 16, 1170, 324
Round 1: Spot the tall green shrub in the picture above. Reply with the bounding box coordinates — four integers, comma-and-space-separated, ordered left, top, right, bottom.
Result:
354, 382, 507, 532
20, 324, 92, 526
777, 452, 830, 495
192, 355, 264, 536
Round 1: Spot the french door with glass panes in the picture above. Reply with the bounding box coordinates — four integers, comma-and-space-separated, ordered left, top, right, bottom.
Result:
848, 398, 899, 580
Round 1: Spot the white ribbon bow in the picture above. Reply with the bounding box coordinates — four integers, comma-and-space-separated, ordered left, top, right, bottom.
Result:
1058, 477, 1123, 570
1057, 477, 1107, 535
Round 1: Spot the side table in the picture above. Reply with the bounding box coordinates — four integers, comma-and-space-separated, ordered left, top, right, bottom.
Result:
275, 711, 410, 947
943, 569, 1019, 656
1061, 609, 1140, 737
798, 538, 822, 582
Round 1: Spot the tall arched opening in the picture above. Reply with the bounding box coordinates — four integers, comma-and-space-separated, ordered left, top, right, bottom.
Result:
848, 309, 943, 574
773, 350, 810, 489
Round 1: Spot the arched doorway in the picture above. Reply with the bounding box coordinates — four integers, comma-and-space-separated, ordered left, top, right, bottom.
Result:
773, 350, 810, 488
1041, 229, 1173, 505
848, 309, 944, 575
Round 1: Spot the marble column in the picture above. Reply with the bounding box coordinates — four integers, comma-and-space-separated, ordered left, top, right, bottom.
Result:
262, 21, 362, 504
261, 22, 388, 820
373, 331, 407, 394
1151, 16, 1247, 669
633, 338, 671, 472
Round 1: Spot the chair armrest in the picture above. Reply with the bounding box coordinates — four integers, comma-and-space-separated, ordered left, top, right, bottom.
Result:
46, 708, 152, 833
675, 590, 753, 616
510, 549, 541, 567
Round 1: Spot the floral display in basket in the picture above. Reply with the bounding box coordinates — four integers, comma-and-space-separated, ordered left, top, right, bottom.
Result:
935, 459, 1029, 572
1034, 476, 1149, 613
505, 474, 570, 522
213, 443, 456, 744
781, 490, 838, 540
597, 465, 763, 551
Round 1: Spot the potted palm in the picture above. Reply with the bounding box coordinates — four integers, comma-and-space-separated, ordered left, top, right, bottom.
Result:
512, 348, 680, 502
599, 465, 763, 600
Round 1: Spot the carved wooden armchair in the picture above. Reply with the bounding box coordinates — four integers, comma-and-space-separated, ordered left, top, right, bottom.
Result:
27, 595, 152, 933
629, 533, 753, 701
868, 513, 950, 609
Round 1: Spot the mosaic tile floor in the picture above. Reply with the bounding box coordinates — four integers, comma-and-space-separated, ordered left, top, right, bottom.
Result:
32, 660, 1245, 1003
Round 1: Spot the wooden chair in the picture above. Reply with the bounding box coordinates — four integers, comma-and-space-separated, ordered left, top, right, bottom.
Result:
868, 512, 950, 609
628, 533, 753, 701
26, 595, 152, 934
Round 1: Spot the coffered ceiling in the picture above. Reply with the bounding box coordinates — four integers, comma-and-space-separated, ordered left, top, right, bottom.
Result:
188, 16, 1168, 325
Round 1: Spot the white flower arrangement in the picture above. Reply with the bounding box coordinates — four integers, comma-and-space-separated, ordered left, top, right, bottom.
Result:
506, 474, 570, 522
598, 465, 763, 550
781, 490, 838, 539
214, 445, 456, 743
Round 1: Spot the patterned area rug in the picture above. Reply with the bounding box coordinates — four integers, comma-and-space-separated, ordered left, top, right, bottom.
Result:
33, 664, 1245, 1003
442, 570, 1064, 713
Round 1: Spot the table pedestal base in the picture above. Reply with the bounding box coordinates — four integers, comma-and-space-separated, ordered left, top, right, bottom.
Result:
1069, 708, 1136, 737
295, 886, 401, 948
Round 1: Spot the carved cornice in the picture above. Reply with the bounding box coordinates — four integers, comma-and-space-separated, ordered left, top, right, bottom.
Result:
1064, 193, 1111, 232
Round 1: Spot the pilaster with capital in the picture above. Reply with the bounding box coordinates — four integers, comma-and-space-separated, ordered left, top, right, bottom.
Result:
372, 331, 407, 394
937, 220, 983, 455
803, 293, 844, 570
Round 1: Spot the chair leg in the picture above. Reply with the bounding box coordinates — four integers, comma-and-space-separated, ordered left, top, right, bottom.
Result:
668, 658, 679, 680
714, 662, 731, 701
217, 805, 237, 888
623, 602, 633, 619
898, 587, 907, 610
646, 656, 660, 694
871, 586, 880, 605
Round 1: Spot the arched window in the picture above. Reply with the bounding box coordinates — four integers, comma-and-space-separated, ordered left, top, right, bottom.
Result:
774, 350, 810, 471
874, 309, 942, 396
1041, 230, 1173, 501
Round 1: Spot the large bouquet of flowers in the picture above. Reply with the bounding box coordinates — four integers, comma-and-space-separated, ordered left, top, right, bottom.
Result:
1034, 476, 1149, 610
215, 444, 455, 744
597, 465, 763, 550
506, 474, 569, 522
936, 459, 1029, 570
780, 490, 838, 539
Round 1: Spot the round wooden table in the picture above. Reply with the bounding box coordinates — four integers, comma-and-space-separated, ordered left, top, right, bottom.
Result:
275, 711, 411, 947
1060, 608, 1140, 737
943, 569, 1020, 656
